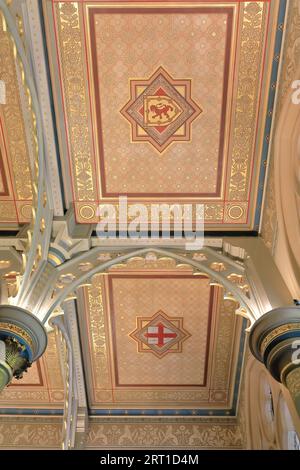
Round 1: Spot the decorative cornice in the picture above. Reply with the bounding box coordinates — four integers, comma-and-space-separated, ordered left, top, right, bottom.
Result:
0, 417, 62, 449
86, 421, 243, 449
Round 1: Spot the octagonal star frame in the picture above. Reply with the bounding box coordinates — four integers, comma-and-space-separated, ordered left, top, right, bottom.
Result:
129, 310, 191, 358
121, 67, 202, 153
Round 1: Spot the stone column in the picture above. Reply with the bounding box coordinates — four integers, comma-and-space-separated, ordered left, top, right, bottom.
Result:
249, 306, 300, 416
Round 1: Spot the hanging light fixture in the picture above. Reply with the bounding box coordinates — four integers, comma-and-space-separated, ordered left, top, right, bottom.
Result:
0, 306, 47, 391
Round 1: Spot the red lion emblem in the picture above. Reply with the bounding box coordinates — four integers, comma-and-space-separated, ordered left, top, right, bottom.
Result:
150, 102, 174, 120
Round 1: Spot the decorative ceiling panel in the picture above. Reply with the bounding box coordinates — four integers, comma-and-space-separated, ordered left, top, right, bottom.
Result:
0, 16, 32, 227
81, 269, 246, 416
0, 332, 64, 412
44, 0, 283, 230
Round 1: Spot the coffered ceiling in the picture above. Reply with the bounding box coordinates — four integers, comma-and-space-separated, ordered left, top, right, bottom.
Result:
0, 257, 246, 420
42, 0, 284, 230
0, 0, 292, 450
77, 258, 246, 417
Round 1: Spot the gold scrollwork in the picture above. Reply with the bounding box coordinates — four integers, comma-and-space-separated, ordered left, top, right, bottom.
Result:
0, 13, 32, 201
56, 2, 96, 201
228, 2, 266, 201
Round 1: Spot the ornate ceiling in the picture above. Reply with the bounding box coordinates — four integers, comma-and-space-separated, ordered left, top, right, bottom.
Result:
79, 264, 245, 416
0, 19, 33, 226
0, 254, 245, 419
42, 0, 283, 230
0, 0, 297, 451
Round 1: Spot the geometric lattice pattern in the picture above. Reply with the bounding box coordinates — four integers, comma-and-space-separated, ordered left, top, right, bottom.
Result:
121, 67, 202, 152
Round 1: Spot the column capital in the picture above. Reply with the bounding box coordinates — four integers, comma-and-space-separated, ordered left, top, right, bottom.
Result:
249, 306, 300, 418
249, 306, 300, 384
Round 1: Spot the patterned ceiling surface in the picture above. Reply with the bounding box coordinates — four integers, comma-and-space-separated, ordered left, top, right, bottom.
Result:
79, 261, 245, 416
0, 0, 295, 451
0, 332, 64, 413
43, 0, 282, 229
0, 18, 33, 226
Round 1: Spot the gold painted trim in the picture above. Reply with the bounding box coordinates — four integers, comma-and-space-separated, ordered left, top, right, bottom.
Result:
260, 323, 300, 355
0, 13, 32, 204
0, 322, 33, 350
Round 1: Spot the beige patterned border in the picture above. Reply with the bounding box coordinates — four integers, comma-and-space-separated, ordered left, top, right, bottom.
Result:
0, 417, 62, 449
0, 201, 17, 221
212, 297, 238, 390
55, 2, 97, 202
228, 2, 266, 201
86, 275, 110, 391
0, 416, 243, 449
0, 14, 32, 203
86, 421, 243, 449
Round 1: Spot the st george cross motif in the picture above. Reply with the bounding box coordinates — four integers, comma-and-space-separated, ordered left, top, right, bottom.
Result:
130, 310, 191, 358
121, 67, 202, 153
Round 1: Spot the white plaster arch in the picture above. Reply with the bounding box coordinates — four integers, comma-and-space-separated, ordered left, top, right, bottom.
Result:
43, 246, 258, 325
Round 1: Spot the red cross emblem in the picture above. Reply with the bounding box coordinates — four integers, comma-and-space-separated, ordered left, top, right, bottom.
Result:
145, 322, 177, 347
130, 310, 191, 358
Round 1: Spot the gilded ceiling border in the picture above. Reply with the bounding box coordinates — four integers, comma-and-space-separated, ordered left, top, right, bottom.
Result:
54, 1, 97, 203
46, 0, 282, 230
0, 13, 33, 224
